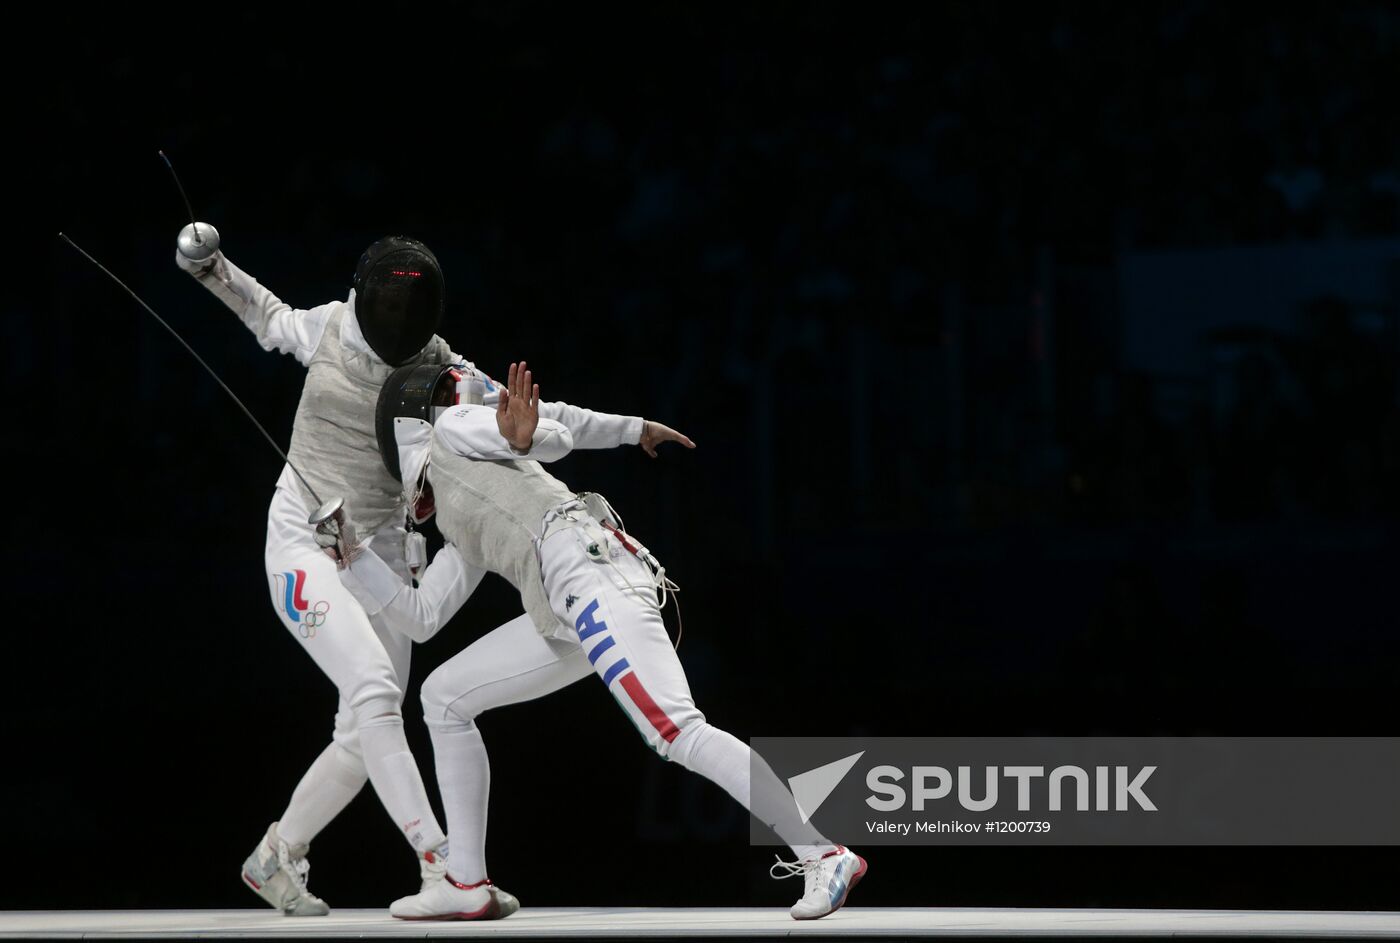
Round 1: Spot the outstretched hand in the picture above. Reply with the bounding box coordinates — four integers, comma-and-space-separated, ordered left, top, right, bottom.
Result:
639, 420, 696, 458
495, 361, 540, 452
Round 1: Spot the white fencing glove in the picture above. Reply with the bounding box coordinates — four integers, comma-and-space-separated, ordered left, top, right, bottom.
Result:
313, 506, 363, 569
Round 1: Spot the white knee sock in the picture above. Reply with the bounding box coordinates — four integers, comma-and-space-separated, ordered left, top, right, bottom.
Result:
357, 718, 447, 854
671, 722, 836, 861
277, 742, 368, 848
428, 721, 491, 885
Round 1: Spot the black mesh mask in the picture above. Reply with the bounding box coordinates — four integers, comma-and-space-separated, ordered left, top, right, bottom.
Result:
352, 236, 444, 366
376, 362, 459, 481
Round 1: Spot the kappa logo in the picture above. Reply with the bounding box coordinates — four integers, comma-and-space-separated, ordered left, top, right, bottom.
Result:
271, 570, 331, 639
566, 594, 579, 611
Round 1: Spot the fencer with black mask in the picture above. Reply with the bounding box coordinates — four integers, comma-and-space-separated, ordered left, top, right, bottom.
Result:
176, 231, 488, 916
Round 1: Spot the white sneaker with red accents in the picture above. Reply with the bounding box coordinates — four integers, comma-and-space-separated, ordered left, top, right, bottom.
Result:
389, 874, 520, 920
770, 845, 867, 920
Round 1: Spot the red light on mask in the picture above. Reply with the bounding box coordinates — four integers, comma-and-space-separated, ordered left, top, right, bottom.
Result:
390, 270, 423, 277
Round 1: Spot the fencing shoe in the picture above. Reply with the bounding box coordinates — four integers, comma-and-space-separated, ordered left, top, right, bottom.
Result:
770, 844, 866, 920
240, 822, 330, 916
390, 875, 520, 920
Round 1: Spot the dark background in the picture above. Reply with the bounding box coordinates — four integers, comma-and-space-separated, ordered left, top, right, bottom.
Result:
7, 2, 1400, 913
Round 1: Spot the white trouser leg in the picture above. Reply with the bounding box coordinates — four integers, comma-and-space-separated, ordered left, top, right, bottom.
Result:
264, 486, 444, 854
276, 741, 367, 848
540, 520, 831, 856
422, 613, 592, 883
423, 724, 489, 884
670, 723, 833, 859
541, 521, 704, 754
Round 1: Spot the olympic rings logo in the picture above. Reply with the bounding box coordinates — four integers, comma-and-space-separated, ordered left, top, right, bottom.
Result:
298, 601, 331, 639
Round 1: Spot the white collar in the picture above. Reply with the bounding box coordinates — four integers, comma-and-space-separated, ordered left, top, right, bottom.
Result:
394, 418, 435, 522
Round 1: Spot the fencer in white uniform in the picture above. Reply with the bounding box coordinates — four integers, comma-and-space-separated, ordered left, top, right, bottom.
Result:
326, 361, 867, 921
175, 235, 501, 916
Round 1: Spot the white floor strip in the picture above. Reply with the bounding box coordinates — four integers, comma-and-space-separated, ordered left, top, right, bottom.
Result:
2, 908, 1399, 939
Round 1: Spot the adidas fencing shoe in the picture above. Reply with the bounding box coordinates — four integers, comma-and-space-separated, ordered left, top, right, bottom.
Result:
240, 822, 329, 916
770, 844, 867, 920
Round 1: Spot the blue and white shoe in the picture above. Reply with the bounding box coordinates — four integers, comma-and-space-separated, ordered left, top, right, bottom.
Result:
240, 822, 329, 916
770, 844, 867, 920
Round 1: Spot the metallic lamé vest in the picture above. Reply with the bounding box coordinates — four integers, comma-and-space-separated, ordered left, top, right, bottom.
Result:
428, 438, 574, 635
286, 309, 452, 531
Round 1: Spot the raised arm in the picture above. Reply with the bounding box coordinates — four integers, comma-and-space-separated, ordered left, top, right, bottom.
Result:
486, 361, 696, 455
175, 246, 334, 367
436, 404, 575, 463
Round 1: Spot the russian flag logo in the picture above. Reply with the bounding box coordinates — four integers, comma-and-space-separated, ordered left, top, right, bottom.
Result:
274, 569, 310, 623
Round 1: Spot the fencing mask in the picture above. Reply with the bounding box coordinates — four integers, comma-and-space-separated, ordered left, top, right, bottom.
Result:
352, 236, 445, 366
376, 362, 487, 483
